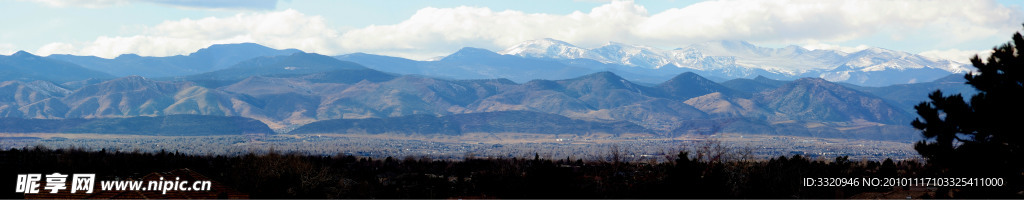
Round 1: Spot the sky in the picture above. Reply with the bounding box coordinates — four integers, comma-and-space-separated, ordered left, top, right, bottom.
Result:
1, 0, 1023, 63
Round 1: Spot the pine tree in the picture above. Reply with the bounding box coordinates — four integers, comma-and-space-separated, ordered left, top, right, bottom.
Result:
912, 26, 1024, 182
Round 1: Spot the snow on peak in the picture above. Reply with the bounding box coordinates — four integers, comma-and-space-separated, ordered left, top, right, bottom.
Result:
497, 38, 968, 81
498, 38, 606, 62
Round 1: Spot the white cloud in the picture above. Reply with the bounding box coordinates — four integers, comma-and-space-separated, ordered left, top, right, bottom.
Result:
636, 0, 1021, 45
35, 42, 77, 56
0, 43, 17, 55
338, 0, 1022, 59
148, 0, 277, 10
337, 2, 651, 59
49, 9, 339, 58
24, 0, 128, 8
23, 0, 278, 10
35, 0, 1024, 60
801, 43, 872, 53
919, 49, 994, 64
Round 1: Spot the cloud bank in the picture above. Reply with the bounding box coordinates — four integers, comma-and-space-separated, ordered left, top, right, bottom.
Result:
24, 0, 278, 10
30, 0, 1024, 61
36, 9, 337, 58
0, 44, 17, 55
920, 49, 995, 64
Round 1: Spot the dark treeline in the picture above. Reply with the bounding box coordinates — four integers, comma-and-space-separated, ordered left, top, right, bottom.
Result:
0, 147, 1019, 199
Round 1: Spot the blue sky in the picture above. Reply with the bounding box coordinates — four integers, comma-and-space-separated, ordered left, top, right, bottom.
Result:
2, 0, 1023, 63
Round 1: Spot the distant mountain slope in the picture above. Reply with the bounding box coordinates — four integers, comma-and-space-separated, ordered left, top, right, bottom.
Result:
188, 43, 303, 70
296, 69, 398, 84
334, 48, 599, 83
434, 47, 598, 82
499, 38, 967, 86
603, 98, 708, 131
187, 52, 368, 81
0, 115, 273, 135
0, 68, 927, 140
217, 74, 516, 130
755, 78, 910, 124
684, 92, 768, 119
465, 72, 710, 131
31, 40, 968, 87
290, 111, 649, 135
0, 51, 114, 83
62, 76, 192, 118
52, 76, 265, 122
497, 38, 602, 62
853, 73, 977, 113
47, 43, 301, 77
334, 52, 423, 75
467, 79, 595, 116
721, 75, 788, 93
555, 71, 657, 109
0, 80, 72, 118
654, 72, 741, 100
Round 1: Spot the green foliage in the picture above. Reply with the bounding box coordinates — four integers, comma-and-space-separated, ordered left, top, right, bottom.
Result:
0, 148, 932, 199
911, 26, 1024, 197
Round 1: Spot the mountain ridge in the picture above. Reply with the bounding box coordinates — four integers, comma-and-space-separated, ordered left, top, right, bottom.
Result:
0, 51, 115, 83
0, 67, 958, 141
0, 42, 977, 141
45, 43, 301, 78
499, 39, 968, 86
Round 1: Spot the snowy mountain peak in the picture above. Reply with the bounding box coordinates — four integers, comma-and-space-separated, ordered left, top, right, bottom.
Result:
538, 38, 573, 45
592, 42, 672, 67
601, 41, 633, 47
703, 40, 758, 50
497, 38, 969, 86
498, 38, 602, 62
687, 40, 792, 58
498, 38, 575, 52
779, 45, 809, 54
860, 47, 892, 54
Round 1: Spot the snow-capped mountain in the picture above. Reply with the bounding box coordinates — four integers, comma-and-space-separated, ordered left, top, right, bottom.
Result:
498, 38, 611, 63
499, 39, 970, 86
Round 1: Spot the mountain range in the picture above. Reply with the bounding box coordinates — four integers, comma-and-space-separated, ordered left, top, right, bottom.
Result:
0, 51, 114, 83
0, 115, 273, 135
47, 43, 301, 78
0, 42, 979, 141
499, 39, 968, 87
31, 40, 968, 87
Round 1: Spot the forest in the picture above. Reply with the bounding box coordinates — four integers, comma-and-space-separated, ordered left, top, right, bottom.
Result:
2, 146, 1019, 199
